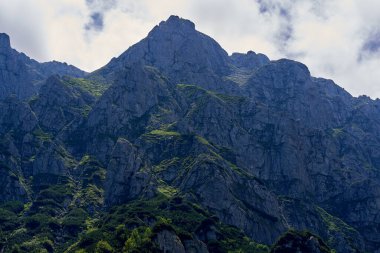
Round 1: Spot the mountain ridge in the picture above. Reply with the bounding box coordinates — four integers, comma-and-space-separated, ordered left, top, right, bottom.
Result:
0, 15, 379, 253
0, 32, 86, 99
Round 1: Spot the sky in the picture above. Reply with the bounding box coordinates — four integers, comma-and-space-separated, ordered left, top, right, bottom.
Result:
1, 0, 380, 98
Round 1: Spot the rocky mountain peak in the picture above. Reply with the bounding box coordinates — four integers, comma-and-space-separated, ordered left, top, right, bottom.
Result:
230, 50, 270, 69
97, 15, 232, 92
0, 33, 85, 99
0, 33, 11, 51
150, 15, 196, 36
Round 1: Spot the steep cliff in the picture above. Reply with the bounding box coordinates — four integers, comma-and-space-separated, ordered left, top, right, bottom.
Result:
0, 33, 86, 99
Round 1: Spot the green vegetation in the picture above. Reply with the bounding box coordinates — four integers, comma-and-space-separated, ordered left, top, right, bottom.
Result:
63, 77, 108, 97
316, 206, 358, 247
196, 135, 210, 145
153, 157, 181, 173
148, 129, 181, 137
0, 156, 108, 252
1, 179, 271, 252
64, 195, 268, 252
156, 183, 178, 197
32, 128, 53, 142
142, 129, 182, 142
95, 240, 114, 253
71, 155, 106, 209
123, 227, 155, 253
316, 207, 357, 233
177, 83, 246, 105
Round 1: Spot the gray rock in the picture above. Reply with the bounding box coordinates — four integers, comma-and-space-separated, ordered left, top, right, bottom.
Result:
155, 230, 186, 253
31, 75, 95, 134
94, 16, 240, 94
230, 51, 270, 70
104, 138, 152, 205
183, 239, 209, 253
0, 33, 86, 99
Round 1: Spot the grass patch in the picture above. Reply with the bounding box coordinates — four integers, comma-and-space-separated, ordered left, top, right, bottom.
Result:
149, 130, 181, 136
63, 77, 108, 97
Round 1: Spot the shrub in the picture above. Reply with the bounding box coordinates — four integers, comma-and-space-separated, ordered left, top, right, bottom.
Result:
95, 240, 114, 253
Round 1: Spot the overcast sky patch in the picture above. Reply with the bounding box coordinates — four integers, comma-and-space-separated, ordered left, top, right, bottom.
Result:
84, 0, 118, 32
362, 31, 380, 54
85, 12, 104, 31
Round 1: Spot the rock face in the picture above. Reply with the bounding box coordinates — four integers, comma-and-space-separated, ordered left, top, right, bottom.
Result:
270, 230, 332, 253
31, 75, 95, 134
0, 33, 85, 99
230, 51, 270, 70
104, 138, 152, 204
1, 16, 380, 252
154, 229, 210, 253
95, 15, 239, 94
155, 230, 186, 253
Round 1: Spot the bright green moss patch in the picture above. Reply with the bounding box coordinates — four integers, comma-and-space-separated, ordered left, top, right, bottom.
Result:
316, 206, 357, 234
32, 128, 52, 142
195, 135, 210, 145
95, 240, 114, 253
149, 129, 181, 136
143, 129, 182, 142
63, 77, 108, 97
153, 157, 181, 173
79, 155, 91, 166
157, 184, 178, 197
315, 206, 359, 248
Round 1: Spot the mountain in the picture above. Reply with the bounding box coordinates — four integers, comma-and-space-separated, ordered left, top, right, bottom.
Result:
0, 33, 86, 99
1, 15, 380, 253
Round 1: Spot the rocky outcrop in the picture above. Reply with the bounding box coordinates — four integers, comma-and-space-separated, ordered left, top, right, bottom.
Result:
0, 33, 38, 99
31, 75, 95, 134
270, 230, 332, 253
155, 230, 186, 253
154, 230, 209, 253
137, 133, 285, 244
230, 51, 270, 70
39, 61, 86, 78
0, 33, 85, 99
104, 138, 153, 205
0, 168, 28, 202
0, 97, 39, 202
94, 16, 240, 94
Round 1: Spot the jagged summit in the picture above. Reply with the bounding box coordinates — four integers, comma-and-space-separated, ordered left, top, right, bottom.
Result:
164, 15, 195, 28
230, 50, 270, 69
94, 16, 278, 95
96, 15, 235, 92
0, 33, 10, 50
150, 15, 196, 36
0, 32, 86, 99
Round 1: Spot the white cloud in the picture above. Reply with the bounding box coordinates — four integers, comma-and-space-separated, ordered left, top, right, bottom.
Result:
1, 0, 380, 97
0, 0, 48, 59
